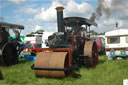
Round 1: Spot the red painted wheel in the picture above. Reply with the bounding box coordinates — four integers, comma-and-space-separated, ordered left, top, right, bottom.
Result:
84, 40, 98, 67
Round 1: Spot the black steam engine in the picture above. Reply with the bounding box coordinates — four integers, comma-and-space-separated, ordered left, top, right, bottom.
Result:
0, 22, 24, 66
32, 7, 98, 78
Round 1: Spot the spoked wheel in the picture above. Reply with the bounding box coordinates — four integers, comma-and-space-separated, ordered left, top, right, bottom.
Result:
2, 43, 18, 66
84, 40, 98, 67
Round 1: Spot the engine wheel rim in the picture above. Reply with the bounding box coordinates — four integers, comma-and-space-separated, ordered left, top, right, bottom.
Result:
91, 42, 98, 67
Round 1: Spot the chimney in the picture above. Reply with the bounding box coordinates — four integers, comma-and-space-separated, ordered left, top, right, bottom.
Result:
56, 7, 64, 32
116, 22, 118, 28
114, 22, 119, 30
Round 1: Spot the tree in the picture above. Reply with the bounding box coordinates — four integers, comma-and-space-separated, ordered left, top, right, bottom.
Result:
35, 30, 44, 34
90, 30, 105, 35
99, 32, 105, 35
28, 30, 44, 35
90, 30, 98, 35
30, 32, 35, 35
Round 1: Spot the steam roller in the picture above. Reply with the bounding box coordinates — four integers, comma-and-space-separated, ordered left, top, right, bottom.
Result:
32, 6, 98, 78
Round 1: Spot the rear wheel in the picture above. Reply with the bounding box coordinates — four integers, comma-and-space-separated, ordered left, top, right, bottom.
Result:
84, 40, 98, 67
1, 43, 18, 66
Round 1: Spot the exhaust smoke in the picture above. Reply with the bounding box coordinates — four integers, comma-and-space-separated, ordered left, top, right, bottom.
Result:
90, 0, 128, 21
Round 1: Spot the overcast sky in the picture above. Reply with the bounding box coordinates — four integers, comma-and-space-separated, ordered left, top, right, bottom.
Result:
0, 0, 128, 35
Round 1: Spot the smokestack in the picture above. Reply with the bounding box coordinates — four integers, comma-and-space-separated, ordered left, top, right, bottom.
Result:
56, 6, 64, 32
116, 22, 118, 28
114, 22, 119, 30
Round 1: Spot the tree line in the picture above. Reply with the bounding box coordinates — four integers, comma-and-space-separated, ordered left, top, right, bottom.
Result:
90, 30, 105, 35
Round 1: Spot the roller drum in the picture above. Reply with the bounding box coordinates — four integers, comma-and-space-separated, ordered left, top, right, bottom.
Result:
34, 52, 71, 78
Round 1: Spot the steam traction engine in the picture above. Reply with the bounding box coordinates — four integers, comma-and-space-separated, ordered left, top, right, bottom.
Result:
32, 7, 98, 78
0, 22, 24, 66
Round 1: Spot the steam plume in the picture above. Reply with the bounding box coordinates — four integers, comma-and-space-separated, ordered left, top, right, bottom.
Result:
90, 0, 128, 21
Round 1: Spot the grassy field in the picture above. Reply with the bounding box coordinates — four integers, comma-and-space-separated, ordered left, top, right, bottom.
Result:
0, 56, 128, 85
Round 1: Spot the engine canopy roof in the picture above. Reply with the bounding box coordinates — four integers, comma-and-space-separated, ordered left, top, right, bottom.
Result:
64, 17, 97, 27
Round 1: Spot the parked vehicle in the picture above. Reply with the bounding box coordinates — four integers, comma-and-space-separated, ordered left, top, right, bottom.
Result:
90, 36, 105, 54
24, 43, 42, 56
24, 34, 42, 44
23, 34, 42, 55
105, 29, 128, 60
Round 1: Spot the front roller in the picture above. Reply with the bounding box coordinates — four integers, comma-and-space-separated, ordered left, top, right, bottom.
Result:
32, 51, 72, 78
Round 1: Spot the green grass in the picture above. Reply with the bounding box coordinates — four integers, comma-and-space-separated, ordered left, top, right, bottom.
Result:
0, 56, 128, 85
